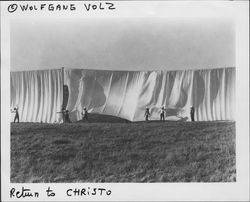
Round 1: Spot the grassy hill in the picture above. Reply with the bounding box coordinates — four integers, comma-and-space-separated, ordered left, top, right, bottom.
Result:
11, 120, 236, 183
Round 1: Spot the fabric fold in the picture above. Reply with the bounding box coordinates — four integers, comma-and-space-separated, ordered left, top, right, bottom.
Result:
64, 67, 235, 122
10, 69, 63, 123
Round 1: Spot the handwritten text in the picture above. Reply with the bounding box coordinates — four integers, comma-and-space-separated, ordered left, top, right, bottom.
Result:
8, 2, 116, 13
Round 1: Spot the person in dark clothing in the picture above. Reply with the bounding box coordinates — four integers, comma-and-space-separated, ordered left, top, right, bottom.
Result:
144, 107, 150, 121
81, 107, 88, 122
64, 110, 71, 123
160, 106, 165, 121
190, 106, 195, 122
12, 106, 19, 123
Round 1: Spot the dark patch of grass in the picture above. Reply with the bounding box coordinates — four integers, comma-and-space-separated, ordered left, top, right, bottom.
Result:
52, 139, 71, 145
11, 121, 236, 182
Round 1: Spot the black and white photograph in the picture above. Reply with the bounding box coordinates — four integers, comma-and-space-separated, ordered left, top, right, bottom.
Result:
1, 1, 249, 201
10, 17, 237, 183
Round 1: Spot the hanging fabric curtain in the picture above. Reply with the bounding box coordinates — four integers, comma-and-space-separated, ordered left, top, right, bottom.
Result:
64, 67, 235, 122
10, 69, 63, 123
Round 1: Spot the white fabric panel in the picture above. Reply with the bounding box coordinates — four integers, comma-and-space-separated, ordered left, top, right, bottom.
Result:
10, 69, 63, 123
65, 67, 235, 122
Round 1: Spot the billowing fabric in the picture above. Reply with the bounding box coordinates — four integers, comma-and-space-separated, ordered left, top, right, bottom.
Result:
64, 67, 235, 122
10, 69, 63, 123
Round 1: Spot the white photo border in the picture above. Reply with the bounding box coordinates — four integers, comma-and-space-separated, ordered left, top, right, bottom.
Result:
1, 1, 249, 201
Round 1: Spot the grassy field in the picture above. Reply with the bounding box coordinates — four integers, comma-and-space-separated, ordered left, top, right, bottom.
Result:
11, 120, 236, 183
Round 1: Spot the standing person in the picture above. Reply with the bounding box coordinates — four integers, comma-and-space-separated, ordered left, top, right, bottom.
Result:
57, 107, 65, 123
81, 107, 88, 122
12, 106, 19, 123
190, 106, 195, 122
144, 107, 150, 121
160, 106, 165, 121
64, 110, 71, 123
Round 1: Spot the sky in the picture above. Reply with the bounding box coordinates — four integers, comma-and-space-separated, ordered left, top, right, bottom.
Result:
10, 18, 235, 71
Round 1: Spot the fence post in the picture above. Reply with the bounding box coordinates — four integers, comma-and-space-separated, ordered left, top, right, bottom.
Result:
62, 67, 64, 110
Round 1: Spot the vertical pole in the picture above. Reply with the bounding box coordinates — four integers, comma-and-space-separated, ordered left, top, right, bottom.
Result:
62, 67, 64, 87
61, 67, 65, 123
62, 67, 64, 110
